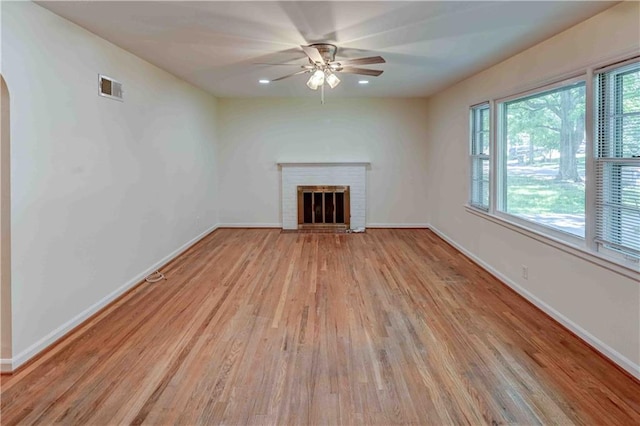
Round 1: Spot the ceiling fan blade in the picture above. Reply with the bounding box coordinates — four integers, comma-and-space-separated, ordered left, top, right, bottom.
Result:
301, 45, 325, 65
270, 70, 310, 82
338, 67, 384, 76
254, 63, 309, 67
331, 56, 386, 66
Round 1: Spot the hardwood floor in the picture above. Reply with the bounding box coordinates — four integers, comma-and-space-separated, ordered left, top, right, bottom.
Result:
1, 229, 639, 425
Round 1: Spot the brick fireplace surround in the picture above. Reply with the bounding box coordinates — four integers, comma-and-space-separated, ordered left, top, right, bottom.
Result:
278, 162, 369, 230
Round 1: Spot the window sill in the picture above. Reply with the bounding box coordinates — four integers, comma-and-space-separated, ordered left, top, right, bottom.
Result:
465, 205, 640, 280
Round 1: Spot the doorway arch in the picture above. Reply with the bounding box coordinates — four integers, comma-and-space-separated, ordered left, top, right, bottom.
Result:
1, 75, 12, 371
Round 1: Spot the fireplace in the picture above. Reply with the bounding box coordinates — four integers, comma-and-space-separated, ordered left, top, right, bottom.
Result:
278, 162, 368, 230
298, 185, 350, 229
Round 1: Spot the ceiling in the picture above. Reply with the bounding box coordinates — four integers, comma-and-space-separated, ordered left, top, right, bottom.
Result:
37, 1, 616, 98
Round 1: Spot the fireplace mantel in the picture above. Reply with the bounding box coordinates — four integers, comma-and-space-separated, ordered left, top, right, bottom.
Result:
277, 161, 370, 167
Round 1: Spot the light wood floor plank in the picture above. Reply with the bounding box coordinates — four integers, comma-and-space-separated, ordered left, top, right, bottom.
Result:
1, 229, 639, 425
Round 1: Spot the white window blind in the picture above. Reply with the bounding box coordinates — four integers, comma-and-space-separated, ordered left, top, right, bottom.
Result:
470, 104, 490, 210
595, 59, 640, 259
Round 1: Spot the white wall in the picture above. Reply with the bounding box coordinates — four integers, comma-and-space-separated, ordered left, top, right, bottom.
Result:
217, 98, 430, 227
1, 75, 11, 369
3, 2, 220, 366
424, 1, 640, 376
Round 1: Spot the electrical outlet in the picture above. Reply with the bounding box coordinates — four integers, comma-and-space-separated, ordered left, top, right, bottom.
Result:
522, 265, 528, 280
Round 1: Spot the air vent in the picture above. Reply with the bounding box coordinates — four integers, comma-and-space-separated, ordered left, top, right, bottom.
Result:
98, 74, 123, 101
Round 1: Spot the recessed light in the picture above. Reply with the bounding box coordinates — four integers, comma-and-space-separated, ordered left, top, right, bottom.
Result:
259, 79, 270, 84
358, 80, 369, 85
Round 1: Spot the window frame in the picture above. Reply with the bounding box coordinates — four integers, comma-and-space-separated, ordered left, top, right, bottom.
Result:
594, 59, 640, 262
465, 53, 640, 278
469, 103, 491, 211
494, 75, 587, 243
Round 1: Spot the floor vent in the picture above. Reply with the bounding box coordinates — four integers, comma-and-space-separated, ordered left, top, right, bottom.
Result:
98, 74, 123, 101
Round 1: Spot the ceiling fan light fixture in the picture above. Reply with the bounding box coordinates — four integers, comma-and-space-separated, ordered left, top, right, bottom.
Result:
325, 71, 340, 89
306, 69, 325, 90
306, 76, 319, 90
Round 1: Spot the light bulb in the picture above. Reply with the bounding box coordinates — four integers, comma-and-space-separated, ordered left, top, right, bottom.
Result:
306, 76, 319, 90
325, 71, 340, 89
306, 69, 325, 90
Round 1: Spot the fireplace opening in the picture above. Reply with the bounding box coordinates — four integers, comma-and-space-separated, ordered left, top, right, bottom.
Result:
297, 185, 350, 229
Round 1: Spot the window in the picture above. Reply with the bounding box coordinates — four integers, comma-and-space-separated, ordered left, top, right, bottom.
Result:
498, 79, 586, 237
595, 60, 640, 259
470, 104, 490, 210
466, 55, 640, 271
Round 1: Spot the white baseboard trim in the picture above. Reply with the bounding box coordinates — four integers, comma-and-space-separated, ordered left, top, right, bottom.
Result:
10, 223, 220, 372
1, 358, 12, 373
366, 223, 430, 228
428, 225, 640, 381
218, 223, 282, 228
217, 223, 432, 229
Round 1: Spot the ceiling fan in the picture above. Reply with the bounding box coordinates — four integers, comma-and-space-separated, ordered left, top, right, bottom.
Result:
259, 44, 385, 102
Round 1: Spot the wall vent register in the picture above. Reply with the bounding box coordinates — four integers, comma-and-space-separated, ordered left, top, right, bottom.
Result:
98, 74, 123, 101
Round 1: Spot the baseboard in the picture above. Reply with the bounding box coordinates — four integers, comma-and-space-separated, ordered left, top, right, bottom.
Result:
428, 225, 640, 381
10, 223, 220, 372
1, 358, 12, 373
366, 223, 430, 228
217, 223, 431, 229
218, 223, 282, 228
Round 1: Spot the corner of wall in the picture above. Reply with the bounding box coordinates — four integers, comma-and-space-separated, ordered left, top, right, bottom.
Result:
4, 1, 225, 368
1, 358, 12, 373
